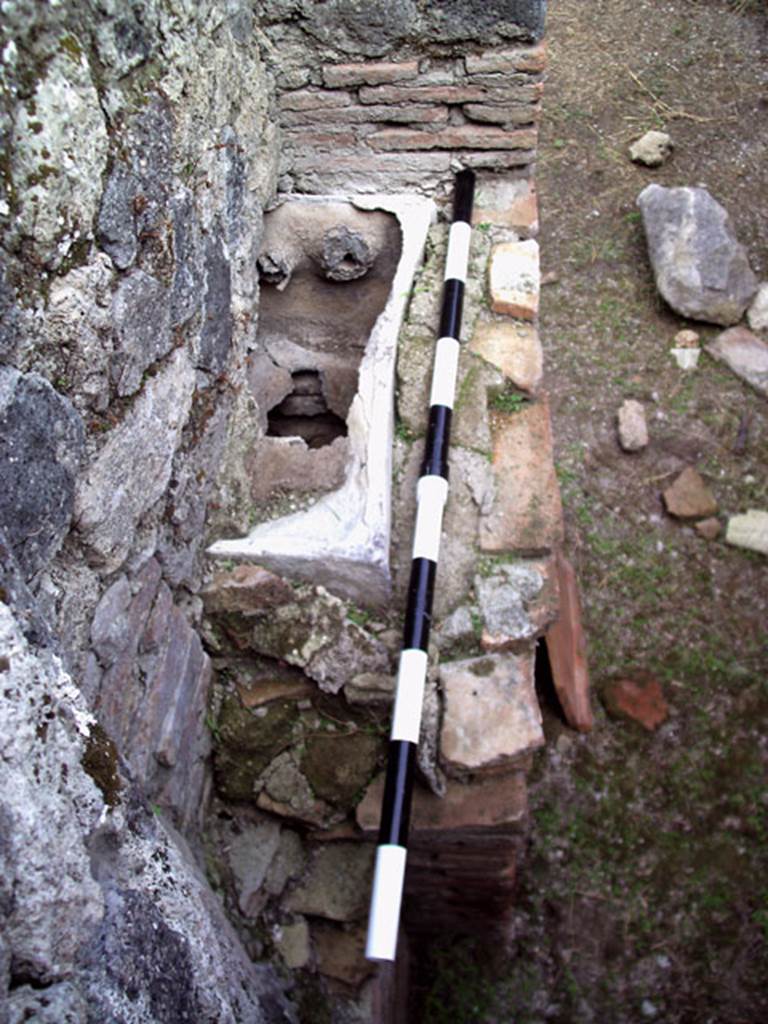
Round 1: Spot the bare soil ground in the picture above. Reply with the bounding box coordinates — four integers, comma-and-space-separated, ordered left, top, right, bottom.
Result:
414, 1, 768, 1021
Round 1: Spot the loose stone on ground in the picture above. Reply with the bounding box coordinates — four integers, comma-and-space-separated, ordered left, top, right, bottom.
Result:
662, 467, 718, 520
629, 130, 672, 167
694, 517, 721, 541
705, 326, 768, 397
747, 283, 768, 332
725, 510, 768, 555
617, 399, 649, 452
638, 184, 758, 326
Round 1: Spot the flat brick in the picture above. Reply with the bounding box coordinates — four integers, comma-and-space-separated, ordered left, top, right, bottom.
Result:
489, 239, 540, 320
458, 150, 536, 169
289, 151, 453, 173
477, 83, 544, 104
439, 653, 544, 775
278, 89, 353, 111
368, 126, 537, 152
479, 395, 564, 554
470, 319, 542, 392
545, 552, 593, 733
356, 771, 528, 835
282, 129, 357, 150
281, 104, 449, 127
463, 102, 538, 126
323, 60, 419, 88
359, 84, 487, 105
465, 43, 547, 76
472, 177, 539, 236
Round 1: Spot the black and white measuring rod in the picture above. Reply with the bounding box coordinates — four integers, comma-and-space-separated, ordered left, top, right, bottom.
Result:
365, 168, 476, 962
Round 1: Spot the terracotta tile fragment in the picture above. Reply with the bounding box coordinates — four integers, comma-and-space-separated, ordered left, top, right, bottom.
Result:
545, 551, 593, 732
479, 396, 564, 554
602, 675, 669, 731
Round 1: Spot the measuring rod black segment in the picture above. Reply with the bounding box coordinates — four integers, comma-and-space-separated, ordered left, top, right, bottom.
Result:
403, 556, 437, 652
366, 168, 476, 963
438, 278, 465, 341
421, 404, 452, 479
378, 740, 417, 847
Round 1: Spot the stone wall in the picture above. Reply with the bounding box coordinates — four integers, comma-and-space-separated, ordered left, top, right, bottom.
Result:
0, 1, 293, 1019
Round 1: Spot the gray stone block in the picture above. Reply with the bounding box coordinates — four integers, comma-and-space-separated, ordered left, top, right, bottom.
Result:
111, 270, 173, 397
423, 0, 546, 43
75, 349, 195, 572
96, 163, 139, 270
198, 235, 233, 376
0, 368, 84, 581
638, 184, 758, 326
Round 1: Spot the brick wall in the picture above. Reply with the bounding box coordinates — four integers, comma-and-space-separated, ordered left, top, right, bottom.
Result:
276, 44, 546, 194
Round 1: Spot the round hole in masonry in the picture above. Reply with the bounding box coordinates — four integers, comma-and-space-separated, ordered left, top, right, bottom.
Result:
266, 369, 348, 449
208, 193, 435, 607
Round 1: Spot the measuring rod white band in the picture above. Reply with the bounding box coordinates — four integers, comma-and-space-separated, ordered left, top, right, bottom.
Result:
444, 221, 472, 283
365, 844, 408, 962
429, 336, 461, 410
390, 648, 428, 743
411, 475, 449, 561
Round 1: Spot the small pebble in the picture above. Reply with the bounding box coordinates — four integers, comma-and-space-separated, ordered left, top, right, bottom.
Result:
694, 517, 721, 541
674, 329, 700, 348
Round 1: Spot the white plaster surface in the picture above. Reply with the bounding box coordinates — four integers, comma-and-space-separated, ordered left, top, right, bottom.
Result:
208, 194, 435, 604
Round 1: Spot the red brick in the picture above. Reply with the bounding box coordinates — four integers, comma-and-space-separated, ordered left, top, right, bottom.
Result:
463, 102, 539, 126
278, 89, 352, 111
323, 60, 419, 88
356, 771, 528, 835
545, 552, 593, 733
368, 126, 536, 152
465, 43, 547, 76
359, 84, 487, 105
282, 129, 357, 150
479, 395, 564, 554
281, 104, 449, 127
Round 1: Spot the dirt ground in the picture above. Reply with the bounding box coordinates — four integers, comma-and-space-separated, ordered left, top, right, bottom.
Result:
414, 1, 768, 1021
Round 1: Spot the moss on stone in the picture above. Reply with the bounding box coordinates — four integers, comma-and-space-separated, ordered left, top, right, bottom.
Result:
470, 657, 497, 677
302, 731, 383, 806
213, 694, 299, 802
59, 34, 83, 63
81, 722, 122, 807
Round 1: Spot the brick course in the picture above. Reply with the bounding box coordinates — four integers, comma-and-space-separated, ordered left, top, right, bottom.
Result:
322, 60, 420, 88
275, 42, 545, 199
279, 89, 353, 111
368, 126, 537, 151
